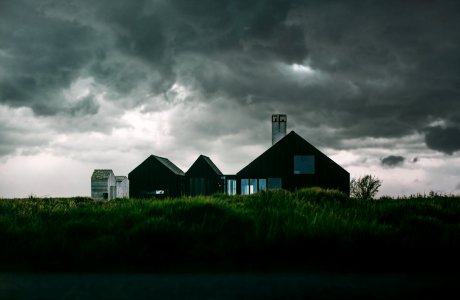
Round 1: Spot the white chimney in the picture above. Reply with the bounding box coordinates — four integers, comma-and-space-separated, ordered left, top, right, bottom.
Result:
272, 114, 287, 145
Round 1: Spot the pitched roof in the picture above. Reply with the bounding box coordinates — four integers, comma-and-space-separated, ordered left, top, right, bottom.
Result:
154, 156, 185, 175
91, 169, 114, 180
237, 130, 349, 176
200, 155, 223, 175
115, 176, 128, 182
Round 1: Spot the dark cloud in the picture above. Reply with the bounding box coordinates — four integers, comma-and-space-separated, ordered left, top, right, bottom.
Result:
68, 95, 99, 117
424, 126, 460, 155
456, 183, 460, 191
0, 0, 102, 115
0, 0, 460, 154
381, 155, 405, 167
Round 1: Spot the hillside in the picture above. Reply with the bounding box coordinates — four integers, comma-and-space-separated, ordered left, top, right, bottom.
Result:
1, 189, 459, 272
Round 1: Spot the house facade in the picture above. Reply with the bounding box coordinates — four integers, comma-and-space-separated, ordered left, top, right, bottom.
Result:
128, 155, 185, 198
116, 176, 129, 198
91, 169, 116, 200
186, 155, 225, 196
235, 131, 350, 195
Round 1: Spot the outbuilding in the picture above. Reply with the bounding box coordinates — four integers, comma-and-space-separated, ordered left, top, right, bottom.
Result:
116, 176, 129, 198
128, 155, 185, 198
91, 169, 116, 200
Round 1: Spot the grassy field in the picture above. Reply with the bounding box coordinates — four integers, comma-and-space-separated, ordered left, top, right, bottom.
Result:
0, 188, 459, 272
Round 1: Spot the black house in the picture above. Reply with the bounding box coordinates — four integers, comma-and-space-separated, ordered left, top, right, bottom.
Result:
128, 155, 185, 198
236, 131, 350, 195
186, 155, 224, 196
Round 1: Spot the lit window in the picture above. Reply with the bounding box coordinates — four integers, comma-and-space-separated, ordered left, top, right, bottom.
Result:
250, 179, 258, 194
227, 179, 236, 195
258, 179, 267, 191
294, 155, 315, 174
241, 179, 250, 195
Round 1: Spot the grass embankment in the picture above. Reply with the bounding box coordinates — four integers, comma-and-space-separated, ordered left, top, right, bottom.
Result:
0, 189, 459, 272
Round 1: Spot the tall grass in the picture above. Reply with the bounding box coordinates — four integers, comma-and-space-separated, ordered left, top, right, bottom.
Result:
0, 189, 459, 272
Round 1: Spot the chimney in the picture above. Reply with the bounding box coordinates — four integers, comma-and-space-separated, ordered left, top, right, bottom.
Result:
272, 114, 287, 145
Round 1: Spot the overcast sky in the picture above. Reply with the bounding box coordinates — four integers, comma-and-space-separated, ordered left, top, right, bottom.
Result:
1, 0, 460, 198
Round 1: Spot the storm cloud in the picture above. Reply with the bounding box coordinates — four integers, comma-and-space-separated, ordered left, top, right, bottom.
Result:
1, 0, 459, 153
381, 155, 405, 167
1, 0, 460, 197
425, 126, 460, 155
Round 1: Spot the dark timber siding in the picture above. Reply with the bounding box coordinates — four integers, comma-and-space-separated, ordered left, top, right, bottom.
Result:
237, 131, 350, 195
128, 155, 185, 198
186, 155, 224, 196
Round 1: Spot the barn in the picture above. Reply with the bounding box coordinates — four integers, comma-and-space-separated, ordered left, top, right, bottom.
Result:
236, 130, 350, 195
128, 155, 185, 198
186, 155, 224, 196
115, 176, 129, 198
91, 169, 116, 200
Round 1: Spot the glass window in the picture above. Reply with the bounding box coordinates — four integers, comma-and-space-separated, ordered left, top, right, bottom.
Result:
250, 179, 258, 194
294, 155, 315, 174
258, 179, 267, 191
241, 179, 250, 195
268, 178, 282, 189
227, 179, 236, 195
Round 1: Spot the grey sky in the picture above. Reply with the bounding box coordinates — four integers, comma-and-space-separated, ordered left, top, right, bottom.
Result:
1, 0, 459, 197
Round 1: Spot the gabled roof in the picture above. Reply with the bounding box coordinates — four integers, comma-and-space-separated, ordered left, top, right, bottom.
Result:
237, 130, 348, 176
186, 155, 223, 176
91, 169, 114, 180
115, 176, 128, 182
153, 155, 185, 175
201, 155, 223, 175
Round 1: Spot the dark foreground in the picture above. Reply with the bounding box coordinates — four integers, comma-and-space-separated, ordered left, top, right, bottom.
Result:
0, 272, 457, 300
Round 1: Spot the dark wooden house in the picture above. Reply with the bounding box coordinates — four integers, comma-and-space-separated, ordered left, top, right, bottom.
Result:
186, 155, 224, 196
128, 155, 185, 198
236, 131, 350, 195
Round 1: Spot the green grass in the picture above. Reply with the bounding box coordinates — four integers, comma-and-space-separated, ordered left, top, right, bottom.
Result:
0, 189, 459, 272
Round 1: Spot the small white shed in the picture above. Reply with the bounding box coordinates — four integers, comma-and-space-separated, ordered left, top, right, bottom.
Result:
91, 169, 116, 200
116, 176, 129, 198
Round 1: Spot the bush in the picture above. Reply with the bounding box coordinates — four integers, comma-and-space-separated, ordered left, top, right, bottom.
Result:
350, 175, 382, 200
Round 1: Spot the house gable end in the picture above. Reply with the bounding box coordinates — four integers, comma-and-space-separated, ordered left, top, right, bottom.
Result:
186, 155, 223, 177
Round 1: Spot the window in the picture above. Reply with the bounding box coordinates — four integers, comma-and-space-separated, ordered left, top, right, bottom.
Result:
241, 179, 250, 195
294, 155, 315, 174
227, 179, 236, 195
250, 179, 258, 194
268, 178, 282, 189
258, 179, 267, 191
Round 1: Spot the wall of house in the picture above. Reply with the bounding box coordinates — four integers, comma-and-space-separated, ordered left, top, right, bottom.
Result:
237, 132, 350, 195
186, 157, 224, 196
91, 173, 116, 200
91, 179, 109, 199
129, 158, 185, 198
116, 179, 129, 198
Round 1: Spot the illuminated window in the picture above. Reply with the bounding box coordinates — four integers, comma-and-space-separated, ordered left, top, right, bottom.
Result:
250, 179, 258, 194
241, 179, 250, 195
258, 179, 267, 191
227, 180, 236, 195
294, 155, 315, 174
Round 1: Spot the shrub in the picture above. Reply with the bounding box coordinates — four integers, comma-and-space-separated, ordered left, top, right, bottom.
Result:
350, 175, 382, 200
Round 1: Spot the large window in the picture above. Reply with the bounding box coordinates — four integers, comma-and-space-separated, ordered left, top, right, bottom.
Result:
268, 178, 282, 189
241, 179, 265, 194
227, 179, 236, 195
294, 155, 315, 174
250, 179, 258, 194
258, 179, 267, 191
241, 179, 250, 195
